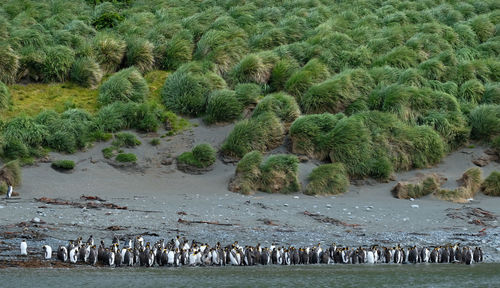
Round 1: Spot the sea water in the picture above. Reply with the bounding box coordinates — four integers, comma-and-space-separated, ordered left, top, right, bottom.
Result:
1, 263, 499, 288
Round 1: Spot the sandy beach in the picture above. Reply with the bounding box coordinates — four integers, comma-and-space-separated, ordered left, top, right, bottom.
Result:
1, 119, 499, 262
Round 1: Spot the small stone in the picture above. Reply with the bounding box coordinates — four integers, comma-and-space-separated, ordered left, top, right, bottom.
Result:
403, 217, 409, 222
355, 206, 359, 209
293, 196, 299, 199
409, 198, 415, 201
326, 204, 332, 208
496, 247, 500, 252
411, 204, 419, 208
32, 217, 41, 223
0, 205, 4, 209
284, 203, 288, 207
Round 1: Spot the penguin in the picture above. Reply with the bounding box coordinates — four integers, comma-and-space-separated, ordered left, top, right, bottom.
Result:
430, 248, 438, 263
453, 246, 462, 263
440, 247, 449, 263
89, 246, 98, 266
261, 248, 270, 265
5, 185, 13, 199
86, 235, 94, 246
20, 240, 27, 256
42, 245, 52, 260
69, 247, 79, 264
393, 248, 402, 264
473, 247, 481, 263
366, 249, 375, 264
115, 249, 122, 267
108, 251, 115, 267
321, 249, 330, 264
147, 250, 155, 267
291, 248, 299, 265
421, 247, 430, 263
408, 246, 418, 264
124, 248, 133, 266
57, 246, 68, 262
464, 247, 473, 265
383, 247, 391, 264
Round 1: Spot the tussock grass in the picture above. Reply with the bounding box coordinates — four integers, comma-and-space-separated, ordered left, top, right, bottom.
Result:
0, 44, 20, 84
482, 171, 500, 196
70, 57, 103, 89
469, 104, 500, 141
0, 160, 22, 187
125, 37, 155, 73
112, 132, 141, 148
235, 83, 261, 106
221, 112, 284, 160
252, 92, 300, 124
436, 167, 482, 202
93, 33, 126, 74
177, 143, 216, 169
0, 81, 10, 110
115, 153, 137, 163
392, 174, 443, 199
98, 67, 149, 105
204, 89, 243, 124
51, 159, 75, 170
305, 163, 349, 196
285, 58, 330, 97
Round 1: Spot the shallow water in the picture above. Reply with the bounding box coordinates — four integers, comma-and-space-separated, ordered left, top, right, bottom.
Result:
1, 264, 499, 288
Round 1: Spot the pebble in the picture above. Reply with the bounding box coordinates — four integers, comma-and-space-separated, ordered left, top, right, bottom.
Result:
293, 196, 299, 199
32, 217, 41, 223
326, 204, 332, 208
411, 204, 419, 208
283, 204, 288, 207
409, 198, 415, 201
403, 217, 409, 222
0, 205, 4, 209
496, 247, 500, 252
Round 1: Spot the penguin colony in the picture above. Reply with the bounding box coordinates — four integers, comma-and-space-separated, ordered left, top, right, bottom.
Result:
31, 235, 485, 267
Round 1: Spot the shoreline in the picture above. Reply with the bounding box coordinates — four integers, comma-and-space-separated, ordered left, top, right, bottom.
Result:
1, 119, 500, 263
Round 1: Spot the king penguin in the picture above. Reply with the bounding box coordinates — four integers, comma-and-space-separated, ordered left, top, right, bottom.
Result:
42, 245, 52, 260
20, 240, 27, 256
5, 185, 13, 199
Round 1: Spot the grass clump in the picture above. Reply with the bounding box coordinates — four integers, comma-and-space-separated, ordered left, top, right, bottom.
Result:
305, 163, 349, 196
285, 59, 330, 97
115, 153, 137, 163
300, 69, 374, 114
93, 33, 126, 74
229, 152, 300, 195
51, 160, 75, 170
161, 63, 226, 116
230, 151, 263, 195
221, 112, 284, 160
482, 171, 500, 196
469, 104, 500, 141
436, 167, 482, 203
0, 44, 19, 84
70, 57, 103, 89
150, 138, 160, 146
259, 154, 300, 194
177, 143, 216, 168
98, 67, 149, 105
204, 89, 243, 124
124, 38, 154, 74
0, 160, 22, 187
229, 52, 278, 85
41, 46, 75, 82
289, 113, 344, 159
392, 174, 443, 199
112, 132, 141, 148
235, 83, 261, 106
102, 147, 114, 159
252, 92, 300, 124
0, 81, 10, 110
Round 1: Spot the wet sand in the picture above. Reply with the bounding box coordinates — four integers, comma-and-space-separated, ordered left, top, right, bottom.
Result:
1, 119, 499, 262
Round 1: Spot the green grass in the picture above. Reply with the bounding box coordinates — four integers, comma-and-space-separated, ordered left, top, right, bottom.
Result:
177, 143, 216, 168
98, 67, 149, 105
112, 132, 141, 148
115, 153, 137, 163
150, 138, 160, 146
252, 92, 300, 124
482, 171, 500, 196
0, 81, 10, 110
102, 147, 114, 159
204, 89, 243, 124
259, 154, 300, 194
1, 82, 98, 120
305, 163, 349, 196
51, 159, 75, 170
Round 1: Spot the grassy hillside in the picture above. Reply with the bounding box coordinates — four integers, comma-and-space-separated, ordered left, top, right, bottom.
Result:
0, 0, 499, 186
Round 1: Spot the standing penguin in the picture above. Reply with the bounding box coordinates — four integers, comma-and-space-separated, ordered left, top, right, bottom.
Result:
430, 248, 438, 263
89, 246, 98, 266
20, 240, 27, 256
57, 246, 68, 262
473, 247, 482, 263
464, 247, 473, 265
42, 245, 52, 260
5, 186, 13, 199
